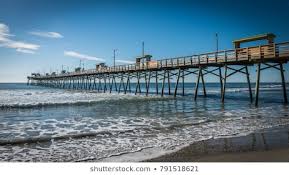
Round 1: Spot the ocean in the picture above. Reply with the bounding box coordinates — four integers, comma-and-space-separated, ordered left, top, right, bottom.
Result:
0, 82, 288, 162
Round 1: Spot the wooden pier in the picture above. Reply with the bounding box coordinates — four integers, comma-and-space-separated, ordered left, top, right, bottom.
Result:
27, 34, 289, 106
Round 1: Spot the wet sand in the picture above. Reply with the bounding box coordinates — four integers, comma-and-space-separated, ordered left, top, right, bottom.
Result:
147, 126, 289, 162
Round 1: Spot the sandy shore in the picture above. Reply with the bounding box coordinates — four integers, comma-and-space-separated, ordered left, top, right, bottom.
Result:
147, 126, 289, 162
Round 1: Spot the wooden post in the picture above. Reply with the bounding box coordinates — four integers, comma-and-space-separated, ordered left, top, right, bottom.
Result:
80, 77, 84, 89
135, 72, 140, 95
125, 74, 130, 94
167, 70, 171, 95
279, 63, 288, 103
128, 74, 131, 93
182, 69, 185, 96
77, 78, 80, 89
93, 76, 96, 90
161, 70, 166, 96
155, 71, 159, 95
146, 71, 151, 96
194, 67, 201, 100
245, 66, 253, 102
70, 78, 72, 89
114, 76, 118, 91
118, 75, 123, 93
219, 67, 223, 96
104, 75, 107, 92
222, 65, 228, 102
88, 77, 91, 90
255, 63, 261, 106
201, 68, 206, 96
98, 79, 101, 92
109, 76, 113, 93
138, 73, 141, 93
174, 68, 181, 97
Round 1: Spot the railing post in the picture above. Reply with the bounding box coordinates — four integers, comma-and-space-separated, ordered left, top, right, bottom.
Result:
274, 43, 277, 58
259, 46, 262, 60
247, 47, 250, 61
235, 48, 238, 61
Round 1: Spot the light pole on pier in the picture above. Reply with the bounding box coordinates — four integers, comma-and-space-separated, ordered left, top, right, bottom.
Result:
216, 33, 223, 95
142, 41, 145, 57
113, 49, 117, 67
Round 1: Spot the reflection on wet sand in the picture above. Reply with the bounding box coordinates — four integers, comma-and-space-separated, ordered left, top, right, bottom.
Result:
147, 127, 289, 162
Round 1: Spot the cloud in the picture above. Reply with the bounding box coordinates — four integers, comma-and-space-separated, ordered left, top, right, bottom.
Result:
0, 23, 40, 54
29, 31, 63, 38
5, 41, 39, 50
64, 51, 105, 62
115, 59, 134, 64
0, 23, 12, 42
16, 48, 36, 54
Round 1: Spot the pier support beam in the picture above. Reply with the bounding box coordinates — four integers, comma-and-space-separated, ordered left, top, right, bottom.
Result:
182, 69, 185, 96
155, 71, 159, 95
219, 67, 223, 96
201, 69, 207, 97
221, 65, 228, 103
221, 65, 252, 103
135, 72, 141, 95
279, 63, 288, 103
174, 68, 181, 97
255, 63, 261, 106
161, 70, 166, 96
194, 67, 202, 100
245, 66, 253, 102
146, 71, 151, 96
167, 70, 171, 95
254, 62, 287, 105
194, 67, 206, 100
124, 74, 130, 94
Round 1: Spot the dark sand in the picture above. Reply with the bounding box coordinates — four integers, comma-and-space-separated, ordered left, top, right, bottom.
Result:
147, 126, 289, 162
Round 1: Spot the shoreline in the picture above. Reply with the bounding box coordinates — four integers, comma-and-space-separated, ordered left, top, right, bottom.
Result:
146, 126, 289, 162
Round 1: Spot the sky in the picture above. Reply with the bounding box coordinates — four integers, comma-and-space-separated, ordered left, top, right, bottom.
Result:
0, 0, 289, 82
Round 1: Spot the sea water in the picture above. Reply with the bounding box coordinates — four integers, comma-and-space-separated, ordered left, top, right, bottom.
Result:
0, 83, 288, 162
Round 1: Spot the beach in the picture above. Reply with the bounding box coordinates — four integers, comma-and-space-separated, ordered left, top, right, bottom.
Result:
147, 126, 289, 162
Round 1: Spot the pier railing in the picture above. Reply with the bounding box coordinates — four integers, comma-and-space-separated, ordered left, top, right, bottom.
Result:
32, 42, 289, 78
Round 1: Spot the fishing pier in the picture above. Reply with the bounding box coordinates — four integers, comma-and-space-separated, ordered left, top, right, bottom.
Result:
27, 34, 289, 106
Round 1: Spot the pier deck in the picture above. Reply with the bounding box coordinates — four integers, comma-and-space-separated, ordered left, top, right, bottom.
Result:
28, 41, 289, 106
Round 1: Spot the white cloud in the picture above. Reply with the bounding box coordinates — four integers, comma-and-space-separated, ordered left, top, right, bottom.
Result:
0, 23, 12, 42
0, 23, 10, 36
115, 59, 134, 64
29, 31, 63, 38
64, 51, 105, 62
5, 41, 39, 50
16, 48, 35, 54
0, 23, 40, 54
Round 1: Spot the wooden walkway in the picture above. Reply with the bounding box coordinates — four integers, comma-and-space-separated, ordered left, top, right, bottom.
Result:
28, 41, 289, 106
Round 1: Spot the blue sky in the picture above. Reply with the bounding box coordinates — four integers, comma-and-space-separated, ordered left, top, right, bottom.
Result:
0, 0, 289, 82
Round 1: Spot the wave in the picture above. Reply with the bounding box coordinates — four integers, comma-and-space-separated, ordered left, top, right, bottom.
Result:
208, 85, 284, 94
0, 130, 123, 146
0, 100, 103, 109
0, 119, 214, 146
0, 94, 170, 109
